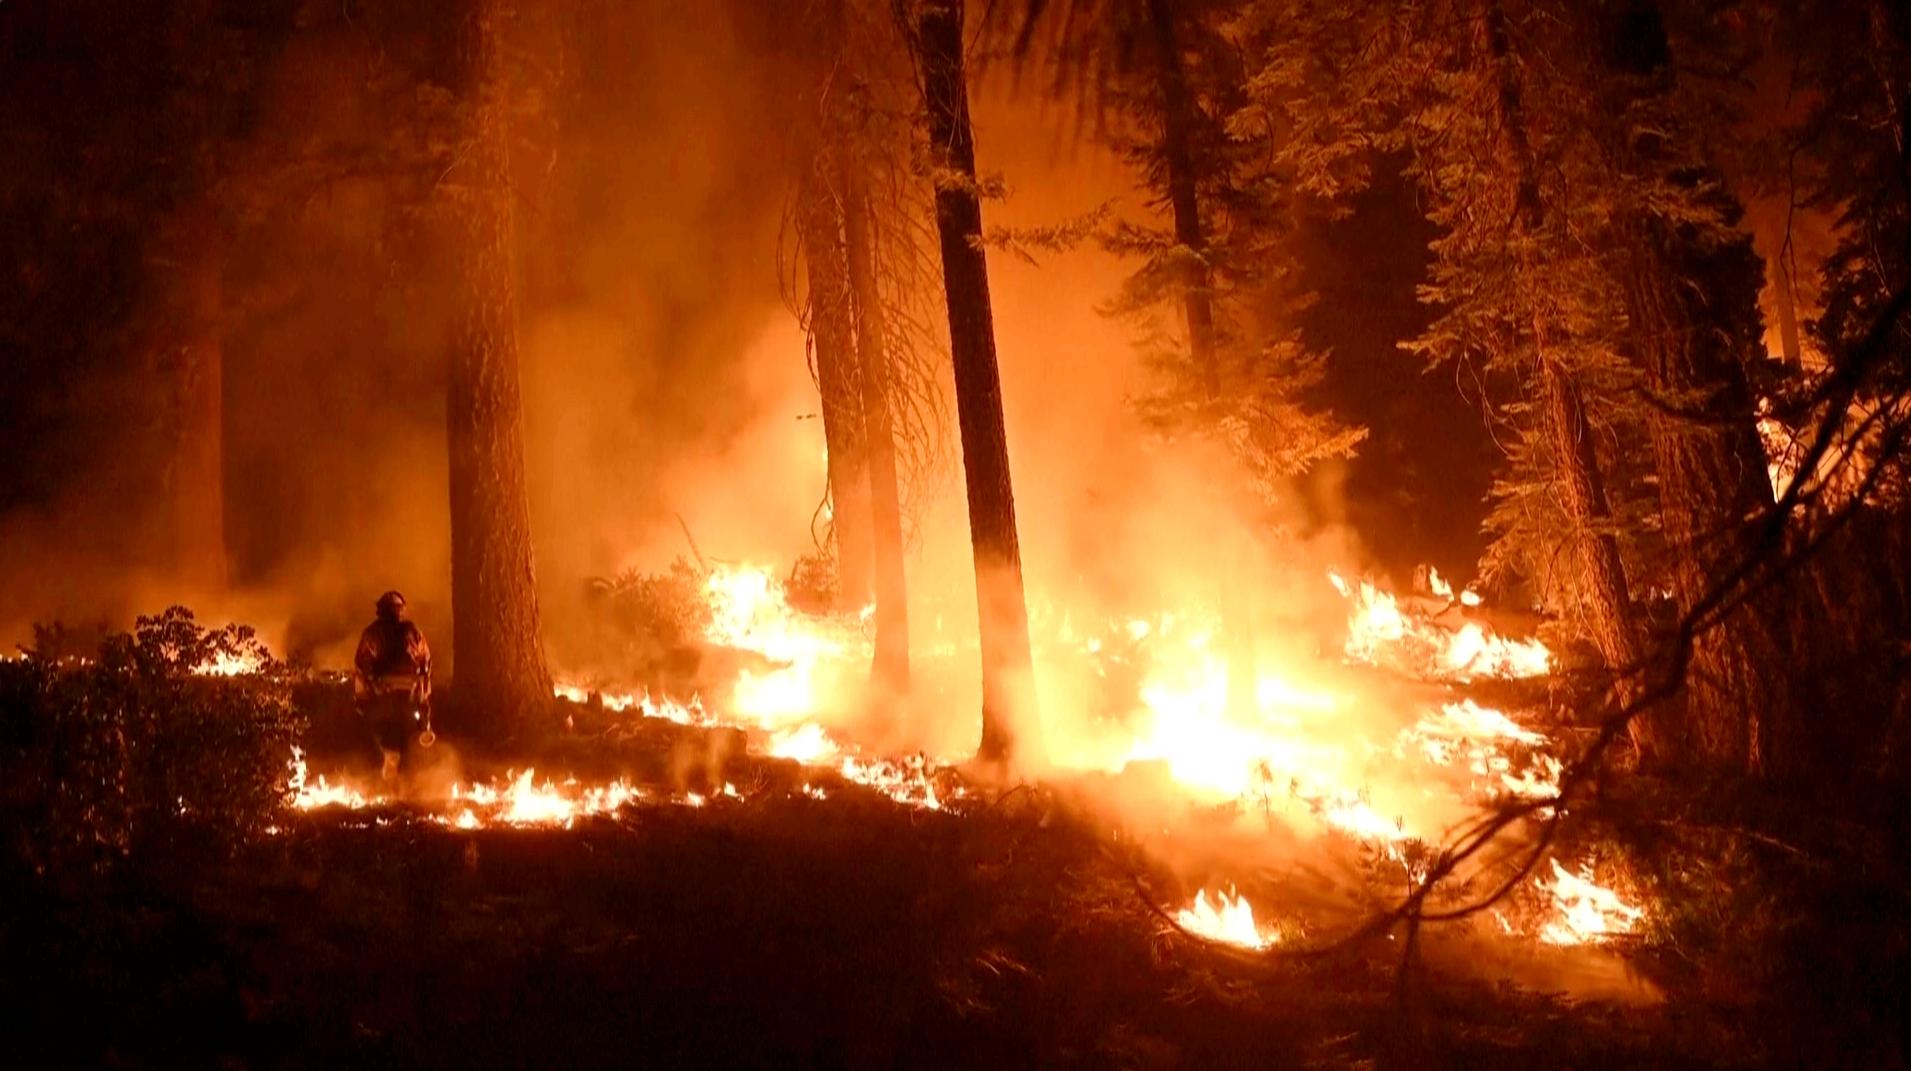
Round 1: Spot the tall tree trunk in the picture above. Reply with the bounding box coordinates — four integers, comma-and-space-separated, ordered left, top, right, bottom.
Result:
1146, 0, 1219, 399
842, 161, 911, 692
797, 173, 875, 610
445, 0, 553, 737
1767, 244, 1804, 365
1618, 229, 1795, 772
1537, 358, 1656, 729
1147, 0, 1254, 716
915, 0, 1037, 764
1602, 0, 1822, 776
152, 203, 228, 592
1480, 1, 1652, 748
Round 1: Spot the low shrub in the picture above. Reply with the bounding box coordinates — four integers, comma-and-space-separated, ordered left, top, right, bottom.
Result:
0, 607, 304, 876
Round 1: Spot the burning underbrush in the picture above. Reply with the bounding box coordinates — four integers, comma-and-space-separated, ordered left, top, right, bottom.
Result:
11, 588, 1893, 1066
263, 560, 1648, 976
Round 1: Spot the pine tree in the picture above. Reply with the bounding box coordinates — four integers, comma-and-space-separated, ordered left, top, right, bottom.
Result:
906, 0, 1038, 763
1247, 0, 1661, 742
997, 0, 1362, 717
796, 167, 877, 611
141, 1, 260, 592
441, 0, 554, 737
842, 155, 915, 691
1587, 0, 1829, 775
789, 0, 951, 695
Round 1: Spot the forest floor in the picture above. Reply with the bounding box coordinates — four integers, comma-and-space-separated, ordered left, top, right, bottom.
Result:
5, 704, 1823, 1071
7, 803, 1761, 1071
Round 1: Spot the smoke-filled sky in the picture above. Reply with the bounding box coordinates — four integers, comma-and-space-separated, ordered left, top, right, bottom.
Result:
0, 0, 1497, 671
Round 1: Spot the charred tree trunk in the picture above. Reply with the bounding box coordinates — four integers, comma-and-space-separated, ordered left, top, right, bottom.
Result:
1480, 2, 1653, 748
151, 203, 228, 592
798, 174, 876, 610
444, 0, 553, 737
915, 0, 1037, 764
842, 162, 911, 692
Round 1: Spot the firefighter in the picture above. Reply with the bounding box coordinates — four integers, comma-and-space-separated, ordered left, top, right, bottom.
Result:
352, 590, 432, 783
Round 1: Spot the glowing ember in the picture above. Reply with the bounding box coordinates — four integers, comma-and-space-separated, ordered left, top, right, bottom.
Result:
553, 683, 706, 725
1175, 887, 1279, 950
1538, 859, 1646, 945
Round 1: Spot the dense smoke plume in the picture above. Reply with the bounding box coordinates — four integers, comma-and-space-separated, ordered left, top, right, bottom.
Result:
0, 2, 1456, 721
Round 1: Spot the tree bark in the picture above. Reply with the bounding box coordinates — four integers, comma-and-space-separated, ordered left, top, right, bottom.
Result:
842, 162, 911, 692
1601, 0, 1818, 775
444, 0, 553, 737
1537, 358, 1652, 699
797, 173, 876, 610
915, 0, 1037, 763
152, 203, 228, 592
1619, 226, 1798, 772
1768, 244, 1804, 366
1480, 1, 1652, 748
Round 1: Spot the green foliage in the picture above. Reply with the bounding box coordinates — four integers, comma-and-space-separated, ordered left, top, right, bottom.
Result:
998, 0, 1366, 496
581, 557, 713, 669
0, 607, 302, 876
1244, 0, 1701, 632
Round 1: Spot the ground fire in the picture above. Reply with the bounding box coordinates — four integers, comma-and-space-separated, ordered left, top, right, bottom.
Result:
5, 0, 1909, 1067
281, 560, 1636, 950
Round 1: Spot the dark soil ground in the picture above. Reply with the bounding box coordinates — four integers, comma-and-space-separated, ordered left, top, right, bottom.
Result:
6, 774, 1782, 1069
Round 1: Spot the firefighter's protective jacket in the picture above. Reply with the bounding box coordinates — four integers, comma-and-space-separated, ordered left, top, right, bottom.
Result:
353, 616, 431, 706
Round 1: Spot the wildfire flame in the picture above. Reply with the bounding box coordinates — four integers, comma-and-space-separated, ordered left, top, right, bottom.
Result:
288, 747, 372, 810
283, 562, 1643, 950
1331, 572, 1549, 680
193, 648, 267, 677
1537, 859, 1646, 945
1175, 887, 1280, 950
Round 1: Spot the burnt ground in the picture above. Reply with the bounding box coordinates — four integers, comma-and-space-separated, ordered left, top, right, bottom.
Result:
4, 748, 1788, 1071
4, 687, 1881, 1071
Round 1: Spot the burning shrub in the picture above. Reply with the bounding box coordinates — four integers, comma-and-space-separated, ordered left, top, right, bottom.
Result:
576, 557, 712, 682
783, 549, 839, 615
0, 607, 303, 875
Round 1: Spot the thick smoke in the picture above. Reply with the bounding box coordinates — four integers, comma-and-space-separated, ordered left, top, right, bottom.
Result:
0, 4, 1380, 706
0, 3, 818, 669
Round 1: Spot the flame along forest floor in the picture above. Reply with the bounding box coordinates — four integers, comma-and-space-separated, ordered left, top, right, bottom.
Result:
8, 709, 1778, 1071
